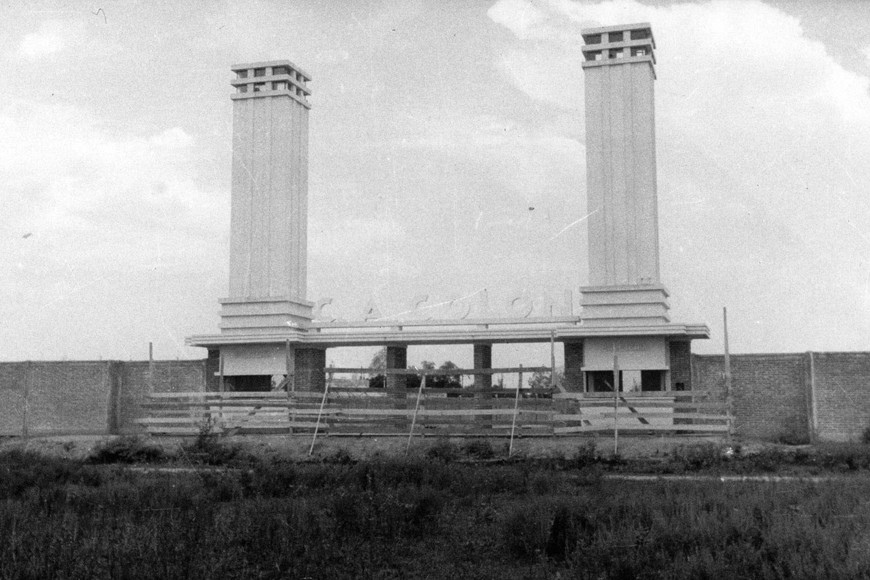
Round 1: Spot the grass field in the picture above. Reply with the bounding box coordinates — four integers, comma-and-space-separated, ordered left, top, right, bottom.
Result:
4, 438, 870, 578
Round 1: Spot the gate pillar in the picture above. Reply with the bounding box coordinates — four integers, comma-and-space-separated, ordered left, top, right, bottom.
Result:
563, 341, 585, 392
385, 346, 408, 390
473, 344, 493, 389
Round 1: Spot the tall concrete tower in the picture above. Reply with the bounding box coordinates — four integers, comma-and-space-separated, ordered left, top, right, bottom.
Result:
189, 60, 325, 392
220, 61, 314, 335
579, 23, 669, 326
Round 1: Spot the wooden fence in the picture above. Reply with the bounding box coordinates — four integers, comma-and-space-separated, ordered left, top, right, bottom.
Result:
138, 367, 729, 438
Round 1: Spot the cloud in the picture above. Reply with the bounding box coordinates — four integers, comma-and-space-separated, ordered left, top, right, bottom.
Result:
0, 99, 226, 270
18, 21, 72, 59
149, 127, 195, 149
487, 0, 549, 39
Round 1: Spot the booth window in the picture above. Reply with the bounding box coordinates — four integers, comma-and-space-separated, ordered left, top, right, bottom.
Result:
641, 370, 665, 391
587, 370, 621, 392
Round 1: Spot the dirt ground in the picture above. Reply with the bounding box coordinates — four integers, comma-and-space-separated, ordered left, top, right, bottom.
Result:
0, 432, 736, 462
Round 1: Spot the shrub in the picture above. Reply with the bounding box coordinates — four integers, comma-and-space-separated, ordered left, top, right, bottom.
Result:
571, 440, 600, 468
323, 448, 354, 465
88, 436, 166, 464
0, 450, 104, 498
426, 438, 458, 462
777, 425, 811, 446
670, 443, 728, 471
181, 419, 242, 466
814, 444, 870, 471
463, 439, 495, 460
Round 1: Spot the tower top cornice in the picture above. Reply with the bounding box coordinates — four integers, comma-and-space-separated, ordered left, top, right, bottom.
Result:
230, 60, 311, 108
581, 22, 656, 78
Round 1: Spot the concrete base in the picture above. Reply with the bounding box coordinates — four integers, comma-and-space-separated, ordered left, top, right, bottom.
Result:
213, 343, 325, 392
219, 297, 314, 335
580, 285, 670, 326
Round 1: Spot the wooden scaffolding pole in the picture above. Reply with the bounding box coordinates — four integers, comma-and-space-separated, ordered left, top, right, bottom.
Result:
308, 374, 332, 456
723, 307, 733, 441
148, 342, 154, 395
509, 365, 523, 457
22, 361, 31, 440
613, 346, 619, 456
406, 373, 427, 453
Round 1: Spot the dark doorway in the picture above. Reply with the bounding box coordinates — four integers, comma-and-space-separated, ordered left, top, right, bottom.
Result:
228, 375, 271, 392
641, 370, 665, 392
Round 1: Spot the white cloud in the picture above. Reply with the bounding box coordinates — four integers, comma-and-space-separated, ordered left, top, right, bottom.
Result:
0, 99, 226, 267
150, 127, 194, 149
18, 21, 71, 59
487, 0, 549, 39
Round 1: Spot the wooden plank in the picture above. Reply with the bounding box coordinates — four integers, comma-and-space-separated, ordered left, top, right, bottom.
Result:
554, 424, 730, 434
146, 427, 204, 435
570, 402, 727, 411
330, 407, 554, 418
554, 412, 728, 421
327, 432, 416, 437
142, 401, 330, 409
136, 417, 204, 425
145, 398, 292, 405
149, 391, 287, 399
553, 391, 723, 400
325, 367, 552, 376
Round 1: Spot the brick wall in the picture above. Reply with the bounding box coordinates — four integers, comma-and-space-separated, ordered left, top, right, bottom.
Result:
693, 353, 810, 442
811, 352, 870, 442
0, 363, 26, 436
26, 362, 112, 434
1, 351, 870, 440
0, 360, 206, 436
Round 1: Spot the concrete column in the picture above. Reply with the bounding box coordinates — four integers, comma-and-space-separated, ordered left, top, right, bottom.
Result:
295, 348, 326, 392
472, 343, 493, 431
473, 344, 493, 389
385, 346, 407, 390
563, 341, 585, 392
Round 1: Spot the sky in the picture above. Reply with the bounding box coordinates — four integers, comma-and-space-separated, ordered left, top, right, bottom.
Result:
2, 0, 870, 365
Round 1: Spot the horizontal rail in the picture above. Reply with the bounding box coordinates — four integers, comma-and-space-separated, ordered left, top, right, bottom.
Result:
326, 367, 551, 375
555, 424, 730, 434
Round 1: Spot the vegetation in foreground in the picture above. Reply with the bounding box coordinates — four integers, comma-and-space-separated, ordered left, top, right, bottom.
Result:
5, 439, 870, 578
